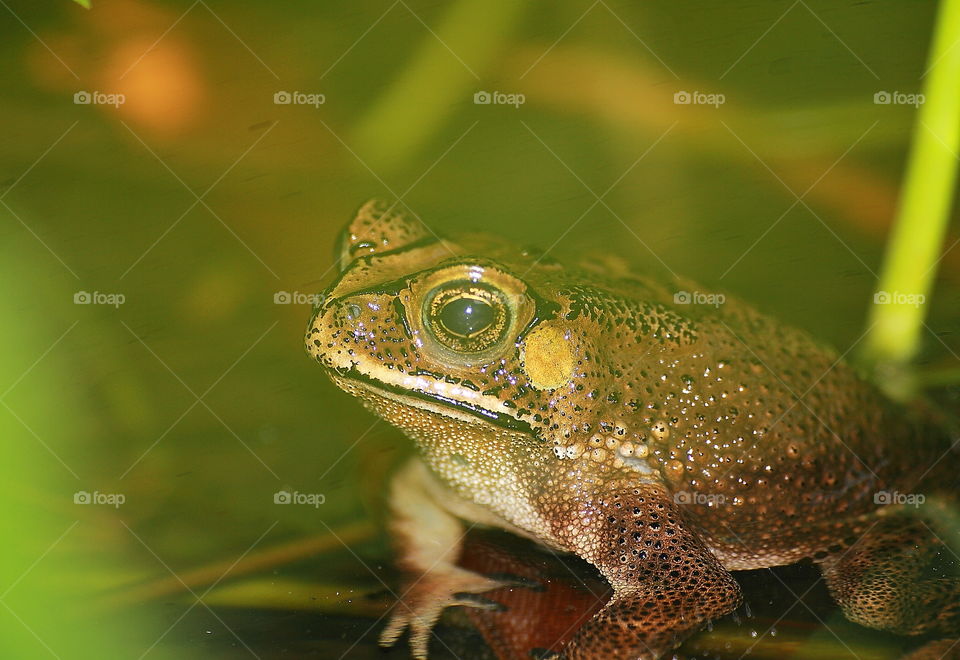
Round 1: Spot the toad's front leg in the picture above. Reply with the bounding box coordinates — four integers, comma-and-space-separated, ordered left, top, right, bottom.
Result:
553, 482, 742, 660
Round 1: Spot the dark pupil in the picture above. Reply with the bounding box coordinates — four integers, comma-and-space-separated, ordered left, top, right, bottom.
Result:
438, 297, 494, 338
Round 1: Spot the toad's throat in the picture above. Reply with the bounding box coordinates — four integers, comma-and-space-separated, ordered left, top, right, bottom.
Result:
331, 365, 539, 437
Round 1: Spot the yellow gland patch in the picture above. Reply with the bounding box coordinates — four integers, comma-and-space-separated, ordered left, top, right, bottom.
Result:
521, 323, 574, 390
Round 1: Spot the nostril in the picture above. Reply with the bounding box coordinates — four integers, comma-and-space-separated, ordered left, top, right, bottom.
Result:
345, 303, 362, 320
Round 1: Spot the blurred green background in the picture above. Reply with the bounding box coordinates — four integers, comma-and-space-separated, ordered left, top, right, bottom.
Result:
2, 0, 958, 657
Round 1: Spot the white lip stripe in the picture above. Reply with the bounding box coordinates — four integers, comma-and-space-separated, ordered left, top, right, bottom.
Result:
367, 358, 505, 410
331, 369, 525, 436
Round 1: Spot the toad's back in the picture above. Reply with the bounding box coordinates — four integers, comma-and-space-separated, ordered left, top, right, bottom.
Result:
570, 274, 953, 567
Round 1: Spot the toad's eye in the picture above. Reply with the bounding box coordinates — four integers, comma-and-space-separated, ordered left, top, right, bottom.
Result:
438, 296, 494, 337
424, 282, 510, 353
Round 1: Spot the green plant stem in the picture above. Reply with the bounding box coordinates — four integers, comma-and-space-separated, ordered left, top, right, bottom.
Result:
863, 0, 960, 384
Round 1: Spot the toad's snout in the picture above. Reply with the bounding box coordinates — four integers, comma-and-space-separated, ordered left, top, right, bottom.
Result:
305, 297, 365, 370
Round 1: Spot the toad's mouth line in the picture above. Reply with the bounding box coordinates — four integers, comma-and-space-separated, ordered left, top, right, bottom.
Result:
331, 365, 539, 438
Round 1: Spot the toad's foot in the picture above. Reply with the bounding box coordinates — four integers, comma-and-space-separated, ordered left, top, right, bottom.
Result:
378, 458, 541, 658
378, 566, 512, 657
818, 515, 960, 637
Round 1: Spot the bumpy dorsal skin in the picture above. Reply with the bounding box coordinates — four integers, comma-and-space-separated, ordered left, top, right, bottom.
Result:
306, 200, 960, 659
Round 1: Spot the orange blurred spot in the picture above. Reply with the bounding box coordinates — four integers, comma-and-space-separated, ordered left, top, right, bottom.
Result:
104, 36, 205, 134
24, 0, 205, 135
